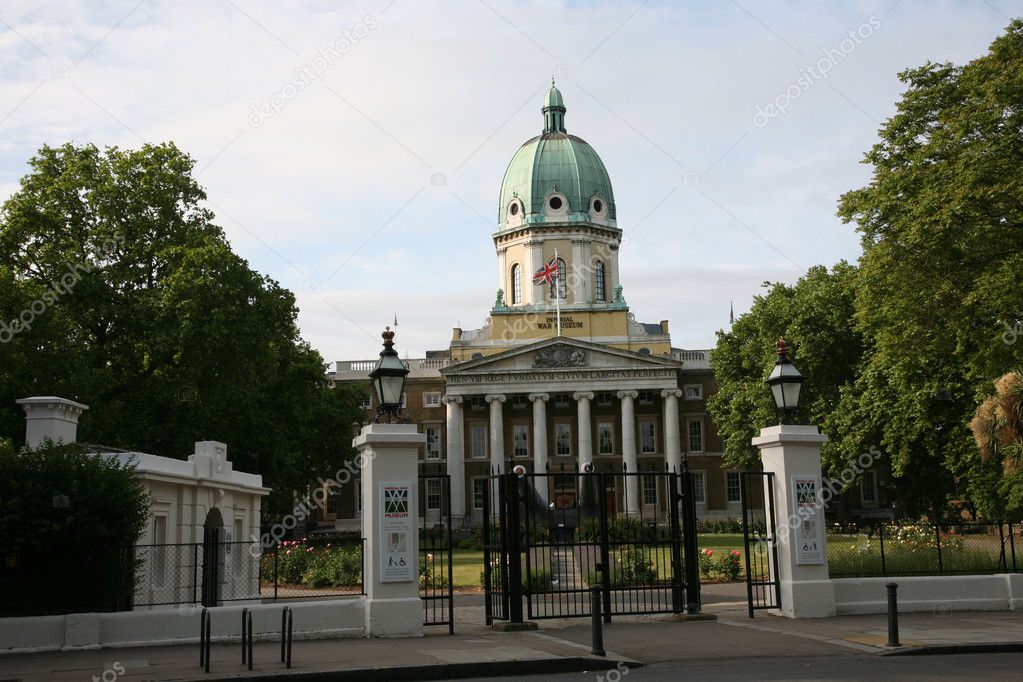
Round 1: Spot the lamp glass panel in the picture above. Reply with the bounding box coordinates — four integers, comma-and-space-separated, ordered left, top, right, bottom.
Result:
770, 382, 785, 409
783, 381, 801, 409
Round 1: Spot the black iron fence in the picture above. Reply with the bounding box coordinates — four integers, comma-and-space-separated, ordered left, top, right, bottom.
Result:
827, 522, 1022, 578
133, 537, 364, 608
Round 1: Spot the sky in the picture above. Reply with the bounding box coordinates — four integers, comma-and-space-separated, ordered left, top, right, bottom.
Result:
0, 0, 1019, 363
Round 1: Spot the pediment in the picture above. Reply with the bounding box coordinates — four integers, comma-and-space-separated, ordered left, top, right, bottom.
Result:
442, 338, 682, 376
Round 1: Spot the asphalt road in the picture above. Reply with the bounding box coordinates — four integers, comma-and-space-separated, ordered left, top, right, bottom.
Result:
462, 652, 1023, 681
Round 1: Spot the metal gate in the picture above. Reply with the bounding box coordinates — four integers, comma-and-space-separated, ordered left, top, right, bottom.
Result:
741, 471, 781, 618
483, 464, 700, 624
420, 474, 454, 633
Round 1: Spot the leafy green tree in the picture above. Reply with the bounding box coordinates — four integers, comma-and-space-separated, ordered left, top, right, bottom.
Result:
0, 142, 363, 518
836, 20, 1023, 519
0, 440, 148, 615
708, 262, 863, 472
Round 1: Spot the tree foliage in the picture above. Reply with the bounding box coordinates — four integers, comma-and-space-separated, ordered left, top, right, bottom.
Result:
0, 142, 363, 518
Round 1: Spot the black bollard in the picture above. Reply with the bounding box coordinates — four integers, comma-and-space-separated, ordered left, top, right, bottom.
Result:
241, 608, 248, 665
246, 609, 253, 671
199, 608, 208, 668
886, 582, 901, 647
590, 586, 606, 657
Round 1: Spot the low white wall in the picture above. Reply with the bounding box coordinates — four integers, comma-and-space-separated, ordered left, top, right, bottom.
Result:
834, 574, 1023, 615
0, 599, 366, 655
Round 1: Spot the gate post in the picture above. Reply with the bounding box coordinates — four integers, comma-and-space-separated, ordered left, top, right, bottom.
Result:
354, 423, 427, 637
752, 425, 835, 618
505, 471, 525, 624
680, 471, 701, 614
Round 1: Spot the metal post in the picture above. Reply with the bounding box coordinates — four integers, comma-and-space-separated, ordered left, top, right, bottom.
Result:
999, 523, 1007, 572
274, 542, 279, 602
935, 525, 943, 574
203, 608, 211, 673
886, 583, 901, 647
597, 470, 612, 623
740, 474, 755, 619
199, 608, 207, 668
193, 544, 199, 605
1010, 523, 1018, 572
280, 607, 287, 663
241, 608, 248, 664
878, 523, 887, 576
447, 476, 455, 635
681, 470, 701, 614
589, 586, 606, 657
286, 608, 294, 668
483, 477, 493, 625
506, 472, 524, 624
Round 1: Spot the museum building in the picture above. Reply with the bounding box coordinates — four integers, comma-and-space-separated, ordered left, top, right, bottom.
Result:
324, 84, 746, 528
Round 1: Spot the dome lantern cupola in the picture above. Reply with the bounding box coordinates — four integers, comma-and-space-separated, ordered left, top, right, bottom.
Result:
543, 80, 566, 134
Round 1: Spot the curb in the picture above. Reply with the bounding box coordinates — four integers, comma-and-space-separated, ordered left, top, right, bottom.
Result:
177, 656, 644, 681
880, 641, 1023, 657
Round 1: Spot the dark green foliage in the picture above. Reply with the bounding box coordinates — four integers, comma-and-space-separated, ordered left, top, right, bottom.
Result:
0, 440, 149, 615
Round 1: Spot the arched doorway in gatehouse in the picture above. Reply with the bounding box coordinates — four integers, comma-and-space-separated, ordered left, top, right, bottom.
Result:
201, 507, 224, 607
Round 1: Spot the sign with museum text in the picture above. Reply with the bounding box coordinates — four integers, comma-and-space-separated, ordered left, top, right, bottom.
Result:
792, 476, 824, 565
379, 481, 415, 582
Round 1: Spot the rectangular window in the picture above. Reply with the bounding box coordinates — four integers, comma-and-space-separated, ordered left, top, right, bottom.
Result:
597, 422, 614, 455
513, 424, 529, 458
726, 472, 742, 503
639, 390, 655, 405
596, 392, 613, 408
511, 395, 528, 410
553, 394, 570, 409
327, 487, 340, 515
426, 479, 441, 511
691, 471, 706, 504
555, 423, 572, 456
356, 479, 362, 513
683, 384, 703, 401
642, 475, 657, 505
640, 420, 657, 454
687, 419, 704, 453
472, 478, 485, 510
360, 395, 372, 410
861, 470, 878, 504
471, 424, 488, 459
425, 426, 442, 460
471, 396, 487, 411
423, 391, 441, 407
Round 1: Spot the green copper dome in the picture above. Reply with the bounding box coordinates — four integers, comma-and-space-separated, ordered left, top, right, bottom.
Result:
498, 83, 616, 226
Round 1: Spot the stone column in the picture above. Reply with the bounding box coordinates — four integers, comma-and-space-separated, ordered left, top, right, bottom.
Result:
574, 392, 594, 498
661, 389, 683, 474
16, 396, 89, 447
617, 390, 640, 516
353, 423, 427, 637
526, 239, 544, 305
497, 247, 507, 293
443, 395, 465, 519
529, 393, 550, 504
752, 424, 835, 618
486, 394, 506, 473
570, 238, 591, 304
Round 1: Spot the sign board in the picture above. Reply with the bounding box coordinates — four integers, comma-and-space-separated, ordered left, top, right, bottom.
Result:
380, 481, 415, 582
792, 476, 824, 565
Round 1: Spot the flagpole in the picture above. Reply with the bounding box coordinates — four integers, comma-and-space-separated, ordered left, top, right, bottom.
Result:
554, 248, 562, 337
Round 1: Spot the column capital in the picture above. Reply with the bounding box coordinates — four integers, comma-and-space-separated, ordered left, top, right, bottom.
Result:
528, 393, 549, 402
442, 395, 463, 405
616, 390, 639, 400
572, 391, 594, 401
660, 388, 683, 399
485, 394, 506, 403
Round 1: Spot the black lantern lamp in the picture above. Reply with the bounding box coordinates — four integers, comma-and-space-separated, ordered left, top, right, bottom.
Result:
369, 326, 410, 423
766, 337, 804, 423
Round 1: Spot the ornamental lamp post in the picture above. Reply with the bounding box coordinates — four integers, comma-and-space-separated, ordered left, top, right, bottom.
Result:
368, 326, 410, 423
766, 336, 804, 424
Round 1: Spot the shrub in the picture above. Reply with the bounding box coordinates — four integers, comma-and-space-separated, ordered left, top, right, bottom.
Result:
618, 547, 658, 585
575, 515, 658, 543
717, 550, 742, 581
458, 537, 479, 550
261, 540, 362, 588
698, 548, 715, 578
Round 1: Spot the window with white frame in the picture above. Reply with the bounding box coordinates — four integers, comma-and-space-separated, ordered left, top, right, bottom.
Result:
470, 424, 488, 459
683, 384, 703, 401
551, 258, 567, 299
638, 390, 655, 405
423, 391, 441, 407
356, 479, 362, 513
426, 479, 441, 511
425, 426, 442, 459
726, 472, 742, 503
471, 396, 486, 411
687, 419, 704, 453
553, 394, 570, 409
594, 260, 606, 302
511, 395, 528, 410
360, 395, 372, 410
400, 392, 407, 409
860, 470, 878, 504
691, 471, 706, 504
597, 422, 614, 455
555, 423, 572, 456
642, 475, 657, 505
327, 487, 340, 515
472, 478, 486, 510
513, 424, 529, 458
596, 392, 613, 408
640, 419, 657, 454
511, 263, 522, 304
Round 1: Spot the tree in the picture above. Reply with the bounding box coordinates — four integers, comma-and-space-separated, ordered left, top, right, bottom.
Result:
0, 142, 363, 518
836, 20, 1023, 518
708, 262, 863, 472
969, 371, 1023, 518
0, 440, 148, 615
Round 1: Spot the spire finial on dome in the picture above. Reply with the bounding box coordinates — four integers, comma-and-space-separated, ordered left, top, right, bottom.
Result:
543, 80, 566, 134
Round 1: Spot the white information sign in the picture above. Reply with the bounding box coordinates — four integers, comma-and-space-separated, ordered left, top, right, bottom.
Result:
379, 480, 415, 582
792, 476, 824, 565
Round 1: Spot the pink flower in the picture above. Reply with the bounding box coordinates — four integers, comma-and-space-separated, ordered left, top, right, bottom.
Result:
285, 549, 292, 555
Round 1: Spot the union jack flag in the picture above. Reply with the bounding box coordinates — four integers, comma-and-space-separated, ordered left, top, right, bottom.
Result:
532, 258, 559, 285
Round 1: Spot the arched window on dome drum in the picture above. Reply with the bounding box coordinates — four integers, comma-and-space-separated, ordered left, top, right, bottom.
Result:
511, 264, 522, 304
594, 260, 606, 302
551, 258, 567, 300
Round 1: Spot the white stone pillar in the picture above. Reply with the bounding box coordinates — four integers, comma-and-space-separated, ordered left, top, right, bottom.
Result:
497, 247, 507, 293
661, 389, 682, 474
529, 393, 549, 504
443, 395, 465, 519
526, 239, 544, 305
609, 243, 621, 294
570, 238, 591, 304
486, 394, 506, 473
617, 390, 640, 516
573, 391, 594, 467
752, 424, 835, 619
353, 423, 427, 637
16, 396, 89, 447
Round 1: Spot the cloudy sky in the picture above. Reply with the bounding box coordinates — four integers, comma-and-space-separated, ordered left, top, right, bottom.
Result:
1, 1, 1018, 362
